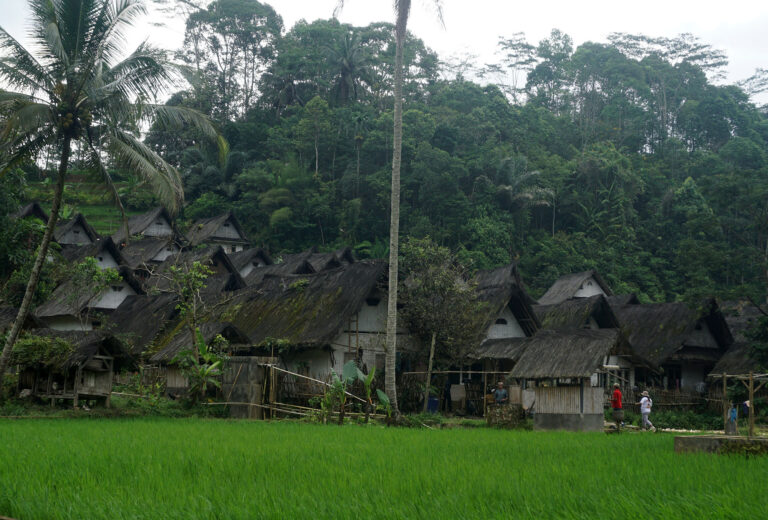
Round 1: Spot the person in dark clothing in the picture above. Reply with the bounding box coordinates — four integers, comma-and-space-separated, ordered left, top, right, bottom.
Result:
493, 381, 508, 405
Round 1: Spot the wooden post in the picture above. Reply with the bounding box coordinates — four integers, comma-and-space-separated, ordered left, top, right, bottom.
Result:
722, 372, 727, 434
749, 372, 755, 439
422, 332, 436, 413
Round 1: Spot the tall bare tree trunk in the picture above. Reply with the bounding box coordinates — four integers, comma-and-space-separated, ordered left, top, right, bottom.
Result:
0, 137, 71, 394
422, 332, 436, 413
384, 0, 411, 417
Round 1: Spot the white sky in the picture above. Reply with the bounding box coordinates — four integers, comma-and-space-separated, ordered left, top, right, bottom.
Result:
2, 0, 767, 102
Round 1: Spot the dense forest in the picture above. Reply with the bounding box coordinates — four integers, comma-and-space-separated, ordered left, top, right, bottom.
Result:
6, 0, 768, 303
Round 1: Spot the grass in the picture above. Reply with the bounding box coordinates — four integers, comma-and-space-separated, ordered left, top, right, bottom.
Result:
0, 419, 766, 519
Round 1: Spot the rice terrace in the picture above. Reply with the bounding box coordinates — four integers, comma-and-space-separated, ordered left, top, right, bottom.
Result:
2, 0, 768, 518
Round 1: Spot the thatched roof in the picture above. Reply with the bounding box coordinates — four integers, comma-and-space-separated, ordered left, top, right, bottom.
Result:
150, 322, 251, 363
473, 264, 540, 337
19, 328, 130, 369
534, 295, 619, 330
606, 294, 640, 306
471, 337, 528, 361
709, 342, 762, 377
119, 237, 180, 269
538, 270, 613, 305
185, 211, 249, 247
111, 207, 173, 244
244, 250, 316, 286
208, 260, 387, 348
106, 294, 179, 356
228, 247, 273, 271
54, 213, 100, 244
334, 247, 356, 265
35, 267, 144, 319
707, 301, 767, 377
611, 299, 733, 365
509, 329, 629, 379
12, 202, 48, 221
60, 237, 124, 266
147, 246, 246, 296
0, 306, 44, 333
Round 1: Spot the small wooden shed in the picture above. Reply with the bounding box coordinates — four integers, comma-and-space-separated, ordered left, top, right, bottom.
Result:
509, 329, 635, 431
15, 329, 129, 407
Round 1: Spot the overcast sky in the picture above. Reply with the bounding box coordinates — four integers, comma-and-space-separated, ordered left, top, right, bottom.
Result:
2, 0, 767, 101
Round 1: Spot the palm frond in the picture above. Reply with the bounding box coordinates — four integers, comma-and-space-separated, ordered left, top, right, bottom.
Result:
96, 43, 177, 100
0, 127, 58, 175
1, 101, 54, 139
105, 129, 184, 213
0, 28, 55, 94
140, 104, 229, 165
84, 139, 128, 230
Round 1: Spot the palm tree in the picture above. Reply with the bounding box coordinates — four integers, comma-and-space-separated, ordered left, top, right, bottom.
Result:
0, 0, 223, 387
336, 0, 442, 416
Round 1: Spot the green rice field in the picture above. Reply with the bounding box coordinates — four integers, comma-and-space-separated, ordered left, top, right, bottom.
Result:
0, 419, 766, 519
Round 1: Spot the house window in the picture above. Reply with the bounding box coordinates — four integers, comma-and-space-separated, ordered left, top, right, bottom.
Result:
111, 285, 123, 292
74, 230, 80, 234
231, 246, 237, 253
223, 222, 230, 227
495, 318, 507, 325
166, 246, 174, 251
366, 297, 380, 307
98, 256, 103, 261
155, 221, 162, 225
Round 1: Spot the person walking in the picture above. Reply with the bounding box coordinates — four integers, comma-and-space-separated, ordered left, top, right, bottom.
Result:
639, 390, 656, 432
610, 383, 624, 431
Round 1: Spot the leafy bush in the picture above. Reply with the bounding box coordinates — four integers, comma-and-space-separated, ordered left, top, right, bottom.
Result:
12, 335, 75, 367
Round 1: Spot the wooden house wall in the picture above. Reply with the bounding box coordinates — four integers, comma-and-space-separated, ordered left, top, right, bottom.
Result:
536, 385, 603, 414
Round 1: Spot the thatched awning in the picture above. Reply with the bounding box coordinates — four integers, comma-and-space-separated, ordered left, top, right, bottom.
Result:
12, 202, 48, 221
538, 270, 613, 305
112, 207, 173, 244
0, 306, 44, 333
228, 247, 273, 272
244, 250, 316, 286
533, 294, 619, 330
209, 260, 386, 348
119, 237, 180, 269
509, 329, 628, 379
471, 337, 528, 361
60, 237, 124, 266
709, 342, 762, 377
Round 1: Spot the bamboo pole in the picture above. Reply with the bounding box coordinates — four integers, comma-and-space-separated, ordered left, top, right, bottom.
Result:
263, 364, 366, 403
722, 372, 727, 434
749, 372, 754, 439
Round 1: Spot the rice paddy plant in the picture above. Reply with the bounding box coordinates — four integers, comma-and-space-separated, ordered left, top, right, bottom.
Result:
0, 419, 765, 519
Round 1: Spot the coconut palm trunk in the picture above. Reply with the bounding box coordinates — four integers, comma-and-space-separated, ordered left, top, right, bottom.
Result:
383, 0, 411, 417
0, 138, 70, 385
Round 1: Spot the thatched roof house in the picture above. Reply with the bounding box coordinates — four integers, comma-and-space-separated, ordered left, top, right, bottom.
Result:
60, 237, 124, 270
244, 250, 316, 286
35, 267, 144, 330
509, 329, 632, 380
212, 261, 386, 347
146, 246, 246, 296
54, 213, 100, 246
474, 264, 540, 339
533, 294, 619, 331
471, 337, 528, 363
12, 202, 48, 221
611, 299, 733, 390
111, 207, 174, 244
185, 211, 249, 253
606, 294, 640, 306
15, 329, 131, 406
228, 247, 273, 278
538, 270, 613, 305
120, 237, 182, 270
